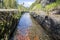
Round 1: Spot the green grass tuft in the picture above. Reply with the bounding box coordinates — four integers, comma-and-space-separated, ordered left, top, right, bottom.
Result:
45, 2, 57, 11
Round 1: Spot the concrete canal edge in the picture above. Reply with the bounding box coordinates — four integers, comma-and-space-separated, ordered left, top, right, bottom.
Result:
30, 12, 60, 40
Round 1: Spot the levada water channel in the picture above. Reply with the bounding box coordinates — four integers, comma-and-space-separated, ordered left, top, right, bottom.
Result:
10, 12, 52, 40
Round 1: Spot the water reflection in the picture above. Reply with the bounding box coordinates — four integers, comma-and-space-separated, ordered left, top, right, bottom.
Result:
17, 13, 32, 36
11, 13, 51, 40
13, 13, 32, 40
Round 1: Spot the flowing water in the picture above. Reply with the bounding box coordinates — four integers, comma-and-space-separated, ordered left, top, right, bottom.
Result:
10, 13, 51, 40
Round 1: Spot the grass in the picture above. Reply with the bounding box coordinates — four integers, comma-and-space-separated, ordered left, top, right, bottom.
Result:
32, 4, 43, 11
13, 12, 21, 19
44, 2, 57, 11
31, 0, 60, 11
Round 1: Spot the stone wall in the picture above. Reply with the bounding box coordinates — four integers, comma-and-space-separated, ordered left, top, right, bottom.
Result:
30, 11, 60, 40
0, 12, 18, 40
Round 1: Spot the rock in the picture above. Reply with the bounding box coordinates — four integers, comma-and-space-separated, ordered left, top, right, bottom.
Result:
30, 12, 38, 18
50, 9, 60, 15
0, 12, 18, 39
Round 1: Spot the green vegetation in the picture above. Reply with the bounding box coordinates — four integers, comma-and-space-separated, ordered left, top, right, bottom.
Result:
30, 0, 60, 11
56, 0, 60, 4
3, 0, 17, 9
18, 4, 28, 11
0, 0, 27, 40
31, 4, 43, 11
0, 0, 60, 40
0, 0, 28, 39
44, 2, 57, 11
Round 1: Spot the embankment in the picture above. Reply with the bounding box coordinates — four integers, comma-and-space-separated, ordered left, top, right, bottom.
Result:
30, 12, 60, 40
0, 11, 20, 40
